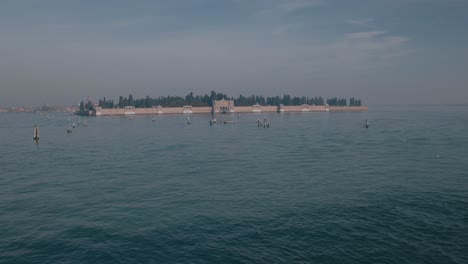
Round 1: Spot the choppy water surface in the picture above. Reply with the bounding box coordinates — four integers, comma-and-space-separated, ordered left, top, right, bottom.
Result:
0, 105, 467, 263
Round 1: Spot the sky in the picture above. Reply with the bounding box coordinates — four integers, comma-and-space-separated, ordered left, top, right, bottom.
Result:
1, 0, 467, 106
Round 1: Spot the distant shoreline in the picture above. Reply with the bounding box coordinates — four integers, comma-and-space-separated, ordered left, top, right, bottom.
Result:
76, 103, 368, 116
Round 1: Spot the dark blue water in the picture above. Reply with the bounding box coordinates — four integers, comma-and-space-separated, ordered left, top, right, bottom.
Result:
1, 105, 467, 263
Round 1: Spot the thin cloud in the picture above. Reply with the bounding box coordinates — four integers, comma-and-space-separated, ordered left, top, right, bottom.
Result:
385, 36, 409, 45
254, 0, 322, 18
343, 31, 409, 49
276, 0, 322, 13
346, 31, 387, 39
347, 18, 375, 28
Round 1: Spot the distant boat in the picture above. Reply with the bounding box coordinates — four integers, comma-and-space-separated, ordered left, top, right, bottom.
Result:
33, 125, 39, 140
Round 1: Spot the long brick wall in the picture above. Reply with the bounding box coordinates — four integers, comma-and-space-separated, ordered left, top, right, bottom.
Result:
91, 105, 367, 116
234, 105, 278, 113
282, 105, 328, 112
329, 106, 368, 112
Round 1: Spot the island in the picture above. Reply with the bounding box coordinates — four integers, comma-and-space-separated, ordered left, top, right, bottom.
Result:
75, 92, 367, 116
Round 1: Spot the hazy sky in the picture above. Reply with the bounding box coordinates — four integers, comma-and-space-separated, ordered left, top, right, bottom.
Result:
1, 0, 467, 106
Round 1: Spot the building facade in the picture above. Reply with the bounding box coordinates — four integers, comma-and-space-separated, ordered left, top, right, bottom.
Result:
212, 99, 235, 113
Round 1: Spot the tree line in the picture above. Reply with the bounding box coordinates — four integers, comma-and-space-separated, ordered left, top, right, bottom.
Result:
326, 97, 362, 106
79, 91, 362, 110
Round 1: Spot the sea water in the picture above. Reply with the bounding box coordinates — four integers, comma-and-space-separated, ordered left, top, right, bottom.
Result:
0, 105, 467, 263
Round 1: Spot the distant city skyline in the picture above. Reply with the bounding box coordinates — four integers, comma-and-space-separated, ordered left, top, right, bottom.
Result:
1, 0, 467, 107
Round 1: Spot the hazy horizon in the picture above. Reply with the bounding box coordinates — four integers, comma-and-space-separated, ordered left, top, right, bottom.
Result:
1, 0, 467, 106
2, 95, 468, 109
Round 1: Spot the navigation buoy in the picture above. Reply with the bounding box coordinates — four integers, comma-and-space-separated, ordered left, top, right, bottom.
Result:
365, 119, 369, 128
33, 125, 40, 141
187, 117, 191, 125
